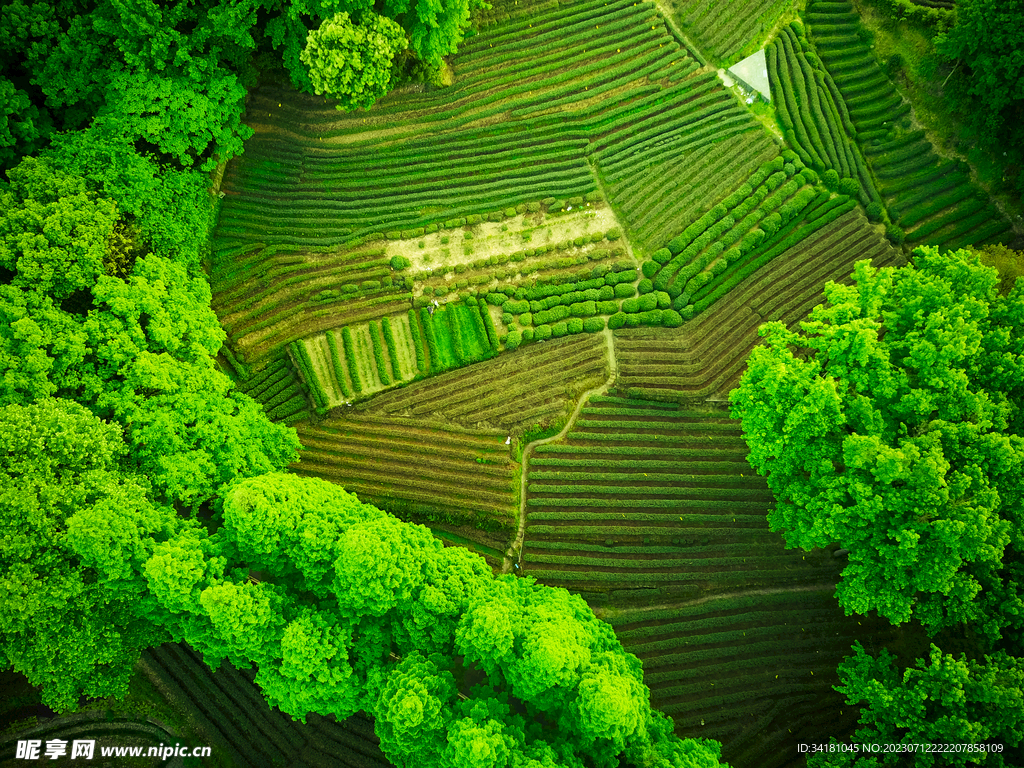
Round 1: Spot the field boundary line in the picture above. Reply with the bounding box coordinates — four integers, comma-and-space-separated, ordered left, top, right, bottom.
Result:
502, 328, 618, 573
593, 582, 838, 620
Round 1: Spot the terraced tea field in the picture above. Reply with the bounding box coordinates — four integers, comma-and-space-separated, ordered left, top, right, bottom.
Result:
617, 206, 902, 401
524, 394, 898, 767
202, 0, 1020, 762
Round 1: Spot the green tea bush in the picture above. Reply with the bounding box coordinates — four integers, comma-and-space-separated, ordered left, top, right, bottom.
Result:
551, 321, 568, 337
505, 329, 523, 350
638, 293, 658, 311
651, 248, 671, 265
613, 282, 635, 298
583, 316, 604, 332
662, 309, 683, 327
390, 255, 411, 270
822, 168, 840, 190
638, 278, 653, 294
570, 300, 596, 317
655, 291, 670, 309
486, 292, 507, 305
519, 312, 533, 326
534, 324, 553, 340
866, 201, 884, 221
522, 328, 535, 342
596, 300, 619, 314
361, 279, 381, 291
838, 177, 860, 196
607, 312, 627, 330
567, 317, 584, 334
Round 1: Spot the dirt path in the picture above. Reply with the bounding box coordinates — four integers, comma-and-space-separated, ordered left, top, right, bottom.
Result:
502, 328, 618, 573
590, 582, 838, 621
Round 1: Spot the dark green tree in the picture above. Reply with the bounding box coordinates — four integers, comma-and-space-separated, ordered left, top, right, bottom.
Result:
730, 248, 1024, 638
933, 0, 1024, 196
808, 641, 1024, 768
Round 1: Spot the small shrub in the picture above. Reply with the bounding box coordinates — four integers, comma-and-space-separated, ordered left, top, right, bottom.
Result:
467, 214, 482, 225
838, 177, 860, 196
519, 312, 533, 326
866, 202, 885, 222
822, 169, 840, 190
526, 202, 541, 212
504, 207, 517, 217
361, 279, 381, 291
390, 255, 411, 270
662, 309, 683, 327
522, 328, 535, 342
505, 330, 523, 350
607, 312, 627, 330
638, 278, 653, 294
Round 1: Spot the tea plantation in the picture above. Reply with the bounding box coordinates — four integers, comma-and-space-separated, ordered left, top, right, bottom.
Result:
2, 0, 1022, 765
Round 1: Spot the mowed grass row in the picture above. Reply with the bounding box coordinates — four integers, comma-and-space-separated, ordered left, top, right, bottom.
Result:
615, 207, 900, 401
805, 0, 1013, 249
141, 644, 389, 768
604, 588, 895, 768
669, 0, 793, 63
361, 331, 608, 432
524, 394, 827, 593
293, 416, 518, 529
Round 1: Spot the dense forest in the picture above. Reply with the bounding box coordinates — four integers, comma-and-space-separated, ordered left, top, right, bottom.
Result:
2, 0, 1024, 765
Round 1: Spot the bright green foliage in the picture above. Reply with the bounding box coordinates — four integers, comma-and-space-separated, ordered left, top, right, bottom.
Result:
139, 473, 728, 768
730, 248, 1024, 637
0, 398, 174, 712
220, 471, 385, 591
0, 156, 116, 302
301, 12, 408, 110
934, 0, 1024, 194
808, 641, 1024, 767
374, 652, 458, 763
255, 606, 362, 722
381, 0, 490, 70
0, 151, 301, 510
96, 67, 251, 170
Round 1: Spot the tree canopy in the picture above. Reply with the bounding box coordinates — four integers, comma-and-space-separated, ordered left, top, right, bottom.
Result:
933, 0, 1024, 197
0, 398, 178, 712
301, 12, 408, 110
729, 248, 1024, 639
807, 641, 1024, 768
130, 472, 731, 767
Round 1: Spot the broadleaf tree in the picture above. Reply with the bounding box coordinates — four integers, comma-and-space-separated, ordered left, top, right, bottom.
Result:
729, 248, 1024, 639
300, 11, 408, 110
136, 472, 731, 768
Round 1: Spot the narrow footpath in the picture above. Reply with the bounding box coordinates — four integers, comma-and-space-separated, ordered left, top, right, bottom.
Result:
501, 328, 618, 574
